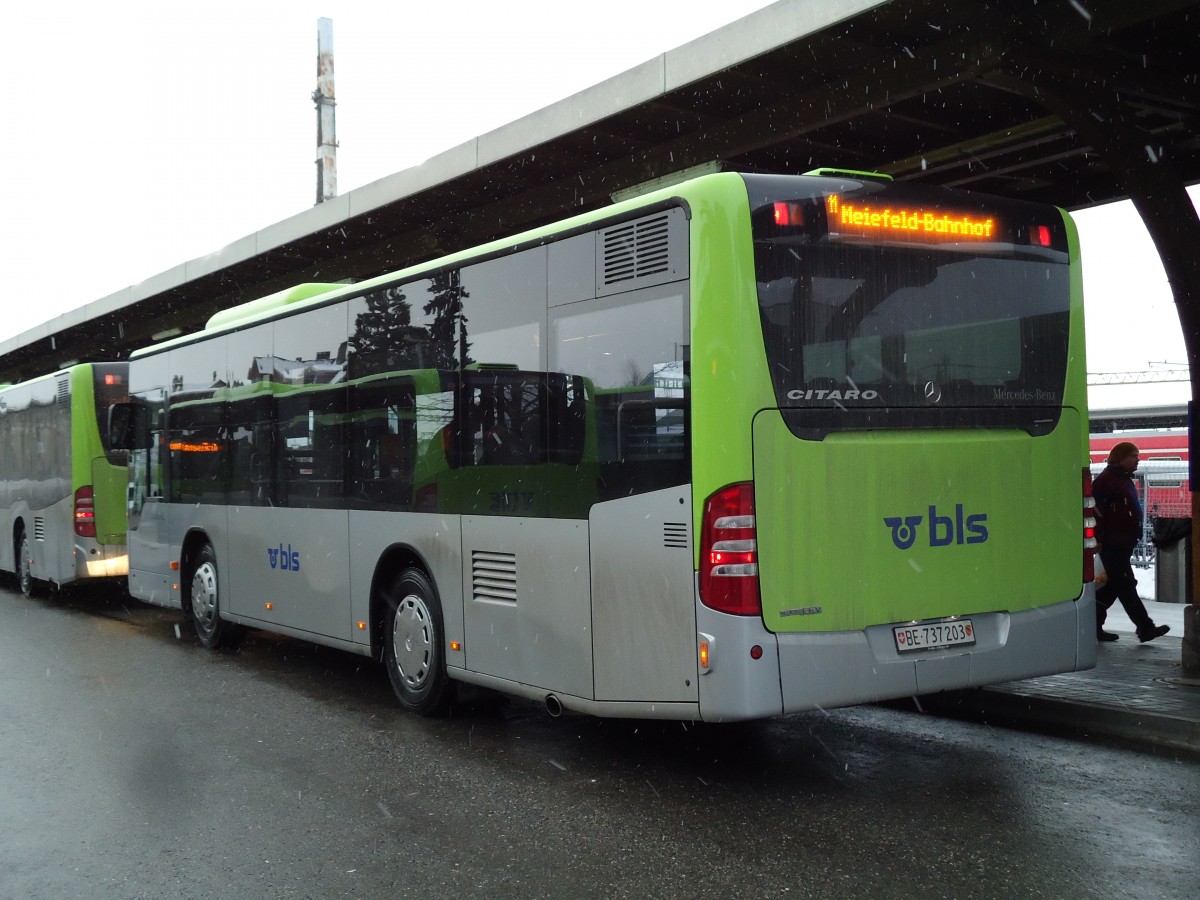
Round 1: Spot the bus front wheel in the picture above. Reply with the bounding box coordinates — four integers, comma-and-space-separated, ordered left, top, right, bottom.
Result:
382, 568, 451, 715
186, 543, 243, 651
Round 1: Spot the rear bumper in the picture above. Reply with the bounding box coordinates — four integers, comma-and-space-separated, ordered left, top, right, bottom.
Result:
697, 586, 1096, 721
73, 541, 129, 579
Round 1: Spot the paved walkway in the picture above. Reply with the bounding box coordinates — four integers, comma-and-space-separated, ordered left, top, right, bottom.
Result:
926, 601, 1200, 756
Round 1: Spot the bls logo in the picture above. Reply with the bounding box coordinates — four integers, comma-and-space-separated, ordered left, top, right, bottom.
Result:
268, 543, 301, 572
883, 505, 988, 550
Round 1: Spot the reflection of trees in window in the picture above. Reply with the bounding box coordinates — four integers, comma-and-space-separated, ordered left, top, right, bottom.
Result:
349, 285, 426, 377
348, 272, 471, 377
426, 270, 470, 369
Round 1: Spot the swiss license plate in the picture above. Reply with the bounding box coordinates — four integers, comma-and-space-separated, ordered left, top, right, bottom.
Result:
893, 619, 975, 653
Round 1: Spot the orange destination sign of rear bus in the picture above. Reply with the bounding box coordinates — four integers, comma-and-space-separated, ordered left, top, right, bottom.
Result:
826, 193, 997, 242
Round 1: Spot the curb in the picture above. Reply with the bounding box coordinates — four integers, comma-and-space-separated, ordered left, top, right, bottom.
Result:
916, 687, 1200, 758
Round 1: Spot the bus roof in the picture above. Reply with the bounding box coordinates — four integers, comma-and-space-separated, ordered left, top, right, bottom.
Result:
204, 283, 346, 332
131, 169, 1068, 360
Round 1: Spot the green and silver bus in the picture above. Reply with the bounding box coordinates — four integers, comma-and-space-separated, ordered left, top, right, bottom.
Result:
0, 363, 129, 596
114, 170, 1095, 719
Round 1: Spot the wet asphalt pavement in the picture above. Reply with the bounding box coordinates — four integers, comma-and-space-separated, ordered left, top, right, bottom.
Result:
1, 582, 1197, 899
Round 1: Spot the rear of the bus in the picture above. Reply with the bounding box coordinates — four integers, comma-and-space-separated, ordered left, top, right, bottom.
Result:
72, 363, 129, 579
694, 172, 1095, 719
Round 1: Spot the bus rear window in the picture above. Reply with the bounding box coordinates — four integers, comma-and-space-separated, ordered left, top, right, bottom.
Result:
746, 177, 1071, 435
92, 363, 129, 459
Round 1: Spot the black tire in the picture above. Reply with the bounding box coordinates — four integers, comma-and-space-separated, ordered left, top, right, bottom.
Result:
382, 568, 452, 715
16, 528, 35, 598
185, 543, 243, 650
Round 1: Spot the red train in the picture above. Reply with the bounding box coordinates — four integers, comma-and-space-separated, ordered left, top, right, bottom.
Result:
1089, 429, 1190, 519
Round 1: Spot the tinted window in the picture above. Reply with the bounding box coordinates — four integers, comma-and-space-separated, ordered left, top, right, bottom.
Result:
347, 280, 462, 512
129, 352, 169, 511
552, 291, 690, 499
460, 370, 587, 468
348, 279, 459, 377
271, 305, 350, 509
225, 325, 274, 506
167, 398, 225, 504
166, 342, 225, 504
275, 385, 348, 509
746, 177, 1071, 437
226, 394, 274, 506
91, 363, 129, 461
350, 378, 417, 510
459, 249, 544, 370
756, 244, 1069, 409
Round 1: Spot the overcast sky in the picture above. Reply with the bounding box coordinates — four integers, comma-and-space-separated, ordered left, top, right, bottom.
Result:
7, 0, 1195, 409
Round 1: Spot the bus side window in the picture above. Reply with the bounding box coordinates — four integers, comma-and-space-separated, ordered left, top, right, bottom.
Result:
466, 376, 536, 467
349, 380, 418, 511
108, 401, 151, 451
146, 397, 167, 500
463, 372, 585, 469
546, 374, 588, 464
168, 400, 225, 505
551, 292, 690, 500
274, 388, 348, 509
227, 396, 274, 506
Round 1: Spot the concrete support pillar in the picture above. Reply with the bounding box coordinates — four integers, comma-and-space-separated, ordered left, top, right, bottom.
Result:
1184, 605, 1200, 675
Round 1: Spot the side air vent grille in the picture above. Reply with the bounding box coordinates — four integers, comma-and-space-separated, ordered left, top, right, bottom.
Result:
57, 377, 70, 405
597, 207, 686, 297
663, 522, 689, 549
33, 517, 47, 541
602, 214, 669, 283
472, 550, 517, 603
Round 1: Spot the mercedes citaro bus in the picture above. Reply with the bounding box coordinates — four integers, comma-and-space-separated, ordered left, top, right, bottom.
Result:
110, 170, 1096, 719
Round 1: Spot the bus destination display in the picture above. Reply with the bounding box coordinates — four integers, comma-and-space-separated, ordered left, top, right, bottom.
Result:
826, 193, 997, 242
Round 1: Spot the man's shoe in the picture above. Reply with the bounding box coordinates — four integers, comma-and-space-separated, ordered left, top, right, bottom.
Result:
1097, 630, 1120, 642
1137, 624, 1170, 643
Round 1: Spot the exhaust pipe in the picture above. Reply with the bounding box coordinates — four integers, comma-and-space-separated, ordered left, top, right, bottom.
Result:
544, 694, 564, 717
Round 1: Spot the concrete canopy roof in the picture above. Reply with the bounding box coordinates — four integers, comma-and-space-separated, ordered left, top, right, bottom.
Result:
2, 0, 1197, 382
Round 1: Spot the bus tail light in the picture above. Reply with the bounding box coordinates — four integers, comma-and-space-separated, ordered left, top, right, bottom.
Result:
1083, 468, 1097, 583
773, 202, 804, 227
699, 482, 761, 616
74, 486, 96, 538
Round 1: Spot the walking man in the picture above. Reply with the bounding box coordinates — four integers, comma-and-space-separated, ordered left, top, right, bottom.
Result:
1094, 441, 1170, 642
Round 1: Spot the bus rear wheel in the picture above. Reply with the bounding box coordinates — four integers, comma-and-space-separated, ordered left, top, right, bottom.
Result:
186, 543, 243, 650
382, 568, 451, 715
16, 528, 35, 598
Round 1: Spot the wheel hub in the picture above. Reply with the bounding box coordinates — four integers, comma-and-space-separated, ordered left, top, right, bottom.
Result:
191, 561, 218, 624
393, 595, 431, 687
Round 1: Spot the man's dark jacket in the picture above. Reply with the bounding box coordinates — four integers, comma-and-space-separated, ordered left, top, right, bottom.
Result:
1093, 463, 1143, 550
